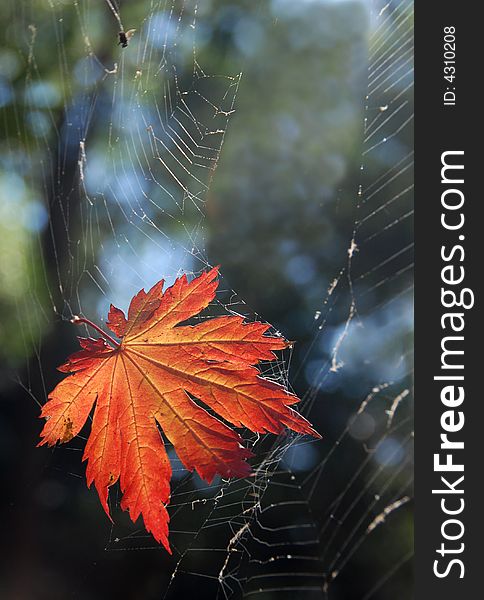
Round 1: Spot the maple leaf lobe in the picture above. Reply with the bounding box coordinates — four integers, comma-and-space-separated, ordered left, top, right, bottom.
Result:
38, 267, 319, 551
106, 304, 127, 337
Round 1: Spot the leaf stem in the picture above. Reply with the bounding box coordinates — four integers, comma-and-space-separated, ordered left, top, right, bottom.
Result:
71, 315, 121, 349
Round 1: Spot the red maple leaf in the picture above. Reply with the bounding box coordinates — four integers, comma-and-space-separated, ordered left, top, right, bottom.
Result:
38, 267, 320, 551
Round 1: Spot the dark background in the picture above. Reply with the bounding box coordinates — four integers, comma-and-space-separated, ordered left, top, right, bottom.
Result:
0, 1, 413, 598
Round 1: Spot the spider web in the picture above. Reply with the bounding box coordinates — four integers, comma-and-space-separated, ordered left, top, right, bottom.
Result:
2, 0, 413, 598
